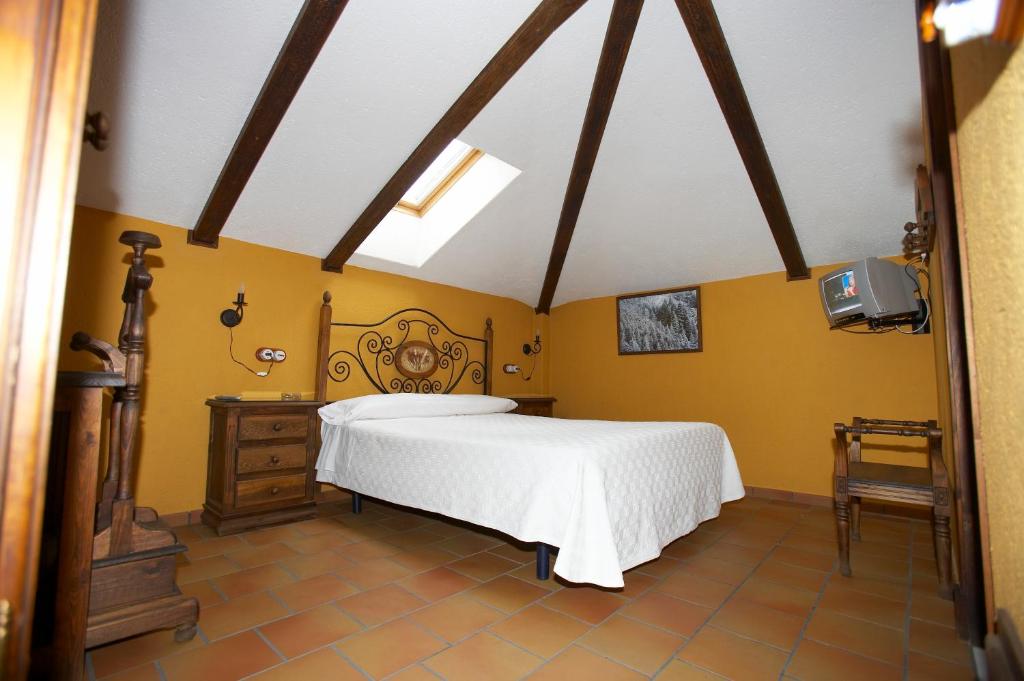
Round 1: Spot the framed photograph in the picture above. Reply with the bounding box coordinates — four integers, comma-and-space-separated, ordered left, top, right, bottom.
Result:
617, 285, 702, 355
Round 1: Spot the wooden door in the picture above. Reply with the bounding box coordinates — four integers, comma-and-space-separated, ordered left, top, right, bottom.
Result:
0, 1, 98, 678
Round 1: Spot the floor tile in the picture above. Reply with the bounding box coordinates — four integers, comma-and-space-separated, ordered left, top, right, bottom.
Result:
804, 608, 904, 666
488, 541, 536, 564
436, 532, 504, 556
400, 566, 479, 602
911, 593, 956, 625
214, 564, 294, 599
90, 629, 203, 678
509, 563, 562, 591
676, 554, 753, 586
341, 538, 403, 562
662, 540, 706, 561
818, 582, 906, 628
182, 535, 244, 561
390, 546, 460, 573
247, 647, 364, 680
241, 525, 302, 547
490, 604, 592, 658
258, 603, 362, 658
411, 593, 505, 642
160, 630, 280, 681
337, 618, 447, 678
542, 585, 625, 624
290, 516, 349, 536
786, 639, 902, 681
701, 542, 767, 567
657, 572, 736, 609
336, 556, 410, 589
278, 549, 352, 579
224, 542, 298, 569
849, 552, 910, 581
101, 663, 161, 681
378, 514, 434, 531
579, 615, 684, 675
907, 651, 975, 680
772, 546, 836, 572
781, 533, 837, 556
385, 528, 446, 550
529, 645, 646, 680
656, 658, 729, 680
284, 532, 351, 555
679, 625, 789, 681
176, 555, 239, 584
909, 618, 973, 666
425, 632, 543, 681
622, 590, 713, 637
620, 570, 658, 598
448, 552, 519, 581
754, 557, 829, 593
272, 573, 356, 612
720, 526, 784, 551
634, 555, 684, 577
199, 591, 289, 640
388, 664, 443, 681
469, 575, 548, 613
710, 597, 806, 650
831, 572, 908, 602
179, 580, 225, 609
336, 583, 426, 626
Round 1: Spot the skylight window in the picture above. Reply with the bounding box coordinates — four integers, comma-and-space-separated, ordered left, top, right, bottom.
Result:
395, 139, 483, 218
354, 139, 520, 268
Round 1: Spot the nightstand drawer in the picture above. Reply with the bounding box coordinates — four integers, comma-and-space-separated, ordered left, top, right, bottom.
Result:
237, 443, 307, 474
238, 414, 308, 441
515, 401, 553, 417
235, 474, 307, 508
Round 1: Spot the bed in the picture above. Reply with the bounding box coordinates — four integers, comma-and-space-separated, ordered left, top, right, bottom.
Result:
312, 293, 744, 588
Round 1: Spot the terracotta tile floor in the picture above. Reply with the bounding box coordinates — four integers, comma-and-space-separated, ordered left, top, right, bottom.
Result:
87, 496, 975, 680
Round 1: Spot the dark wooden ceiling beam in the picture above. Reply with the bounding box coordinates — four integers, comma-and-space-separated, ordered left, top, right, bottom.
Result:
535, 0, 643, 314
322, 0, 589, 272
188, 0, 349, 248
672, 0, 810, 280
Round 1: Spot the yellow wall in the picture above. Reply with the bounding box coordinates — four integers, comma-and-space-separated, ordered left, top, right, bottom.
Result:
549, 265, 939, 498
59, 207, 547, 514
951, 40, 1024, 627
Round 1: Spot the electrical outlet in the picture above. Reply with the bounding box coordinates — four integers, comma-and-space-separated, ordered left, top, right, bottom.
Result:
502, 363, 520, 374
255, 347, 287, 363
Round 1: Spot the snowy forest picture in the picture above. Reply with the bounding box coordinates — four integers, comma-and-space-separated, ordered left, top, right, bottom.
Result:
617, 286, 702, 354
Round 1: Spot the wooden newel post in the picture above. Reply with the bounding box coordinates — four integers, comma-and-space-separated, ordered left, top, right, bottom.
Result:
484, 318, 494, 396
833, 422, 852, 577
315, 291, 333, 402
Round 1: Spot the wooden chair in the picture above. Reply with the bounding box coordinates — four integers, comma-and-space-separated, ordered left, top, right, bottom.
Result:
833, 417, 953, 599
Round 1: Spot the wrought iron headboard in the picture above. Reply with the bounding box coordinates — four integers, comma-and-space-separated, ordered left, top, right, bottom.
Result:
313, 291, 493, 399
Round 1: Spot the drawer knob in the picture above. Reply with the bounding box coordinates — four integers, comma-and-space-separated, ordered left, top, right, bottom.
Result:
270, 455, 280, 465
270, 487, 280, 495
272, 423, 284, 432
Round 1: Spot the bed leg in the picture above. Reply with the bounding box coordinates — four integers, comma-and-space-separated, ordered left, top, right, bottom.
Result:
536, 543, 550, 580
352, 492, 362, 514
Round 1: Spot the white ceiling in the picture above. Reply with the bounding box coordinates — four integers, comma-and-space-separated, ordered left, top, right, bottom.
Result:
77, 0, 923, 308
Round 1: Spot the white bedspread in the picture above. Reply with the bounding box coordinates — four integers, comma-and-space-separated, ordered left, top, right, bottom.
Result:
316, 413, 744, 587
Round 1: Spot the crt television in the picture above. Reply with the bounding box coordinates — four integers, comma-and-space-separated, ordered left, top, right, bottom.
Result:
819, 257, 920, 328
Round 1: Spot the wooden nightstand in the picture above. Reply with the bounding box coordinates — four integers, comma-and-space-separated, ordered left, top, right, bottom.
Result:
506, 395, 556, 417
201, 399, 323, 535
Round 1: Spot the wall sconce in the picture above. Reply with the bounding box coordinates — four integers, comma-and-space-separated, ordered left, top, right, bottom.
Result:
505, 329, 542, 381
220, 283, 247, 328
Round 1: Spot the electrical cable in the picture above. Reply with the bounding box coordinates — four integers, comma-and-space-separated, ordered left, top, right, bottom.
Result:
229, 327, 273, 377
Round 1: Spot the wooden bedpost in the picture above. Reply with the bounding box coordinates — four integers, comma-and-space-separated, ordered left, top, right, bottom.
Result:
315, 291, 332, 402
484, 318, 494, 396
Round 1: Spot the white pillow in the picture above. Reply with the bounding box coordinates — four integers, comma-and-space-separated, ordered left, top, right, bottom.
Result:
319, 393, 516, 425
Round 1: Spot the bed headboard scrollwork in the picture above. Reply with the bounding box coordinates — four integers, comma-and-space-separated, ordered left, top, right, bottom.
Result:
314, 292, 493, 400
